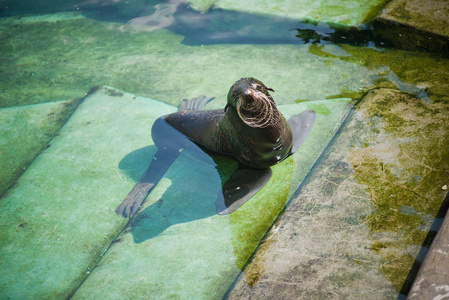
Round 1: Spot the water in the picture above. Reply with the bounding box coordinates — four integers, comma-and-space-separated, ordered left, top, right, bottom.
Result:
0, 1, 448, 299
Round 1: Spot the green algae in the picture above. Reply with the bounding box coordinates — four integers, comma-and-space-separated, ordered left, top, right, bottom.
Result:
308, 43, 342, 59
0, 12, 384, 110
326, 88, 365, 101
1, 2, 448, 112
187, 0, 389, 26
0, 0, 79, 15
0, 15, 183, 107
229, 156, 293, 270
0, 99, 80, 197
187, 0, 216, 12
306, 103, 331, 115
337, 45, 449, 103
348, 88, 449, 291
0, 87, 171, 299
374, 0, 449, 37
308, 40, 449, 104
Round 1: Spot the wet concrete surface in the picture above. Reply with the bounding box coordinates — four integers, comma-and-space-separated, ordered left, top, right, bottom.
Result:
226, 88, 449, 298
371, 0, 449, 55
1, 1, 449, 298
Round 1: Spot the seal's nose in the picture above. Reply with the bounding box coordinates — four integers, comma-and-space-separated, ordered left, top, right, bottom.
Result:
233, 81, 253, 100
243, 89, 255, 103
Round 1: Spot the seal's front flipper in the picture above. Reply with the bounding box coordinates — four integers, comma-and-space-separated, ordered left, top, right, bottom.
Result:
215, 167, 272, 215
178, 95, 215, 112
116, 118, 188, 219
288, 110, 316, 154
115, 147, 180, 218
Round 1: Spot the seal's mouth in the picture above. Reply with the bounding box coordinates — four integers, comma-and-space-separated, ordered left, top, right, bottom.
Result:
236, 86, 278, 128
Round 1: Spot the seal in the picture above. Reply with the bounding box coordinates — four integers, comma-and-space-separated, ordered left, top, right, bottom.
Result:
164, 77, 293, 169
115, 77, 316, 218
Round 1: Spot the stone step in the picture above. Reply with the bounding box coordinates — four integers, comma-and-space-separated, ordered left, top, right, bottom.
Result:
0, 86, 352, 299
226, 88, 449, 298
371, 0, 449, 56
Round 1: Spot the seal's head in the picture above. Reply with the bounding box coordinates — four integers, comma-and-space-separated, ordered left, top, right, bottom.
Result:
226, 77, 278, 128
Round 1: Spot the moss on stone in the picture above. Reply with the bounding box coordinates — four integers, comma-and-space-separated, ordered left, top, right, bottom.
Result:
348, 88, 449, 291
339, 45, 449, 103
325, 88, 365, 101
0, 15, 184, 108
0, 99, 80, 197
187, 0, 389, 26
306, 103, 331, 115
229, 156, 293, 270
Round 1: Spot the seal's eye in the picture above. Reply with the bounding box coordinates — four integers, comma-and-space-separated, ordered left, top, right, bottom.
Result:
251, 83, 262, 91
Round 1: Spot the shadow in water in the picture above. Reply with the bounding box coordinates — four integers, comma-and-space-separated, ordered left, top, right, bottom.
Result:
129, 171, 218, 243
81, 1, 384, 47
119, 145, 157, 182
83, 1, 301, 45
398, 190, 449, 298
0, 1, 389, 48
117, 118, 238, 243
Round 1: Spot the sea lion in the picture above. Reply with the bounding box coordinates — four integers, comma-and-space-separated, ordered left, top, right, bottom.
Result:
115, 77, 316, 218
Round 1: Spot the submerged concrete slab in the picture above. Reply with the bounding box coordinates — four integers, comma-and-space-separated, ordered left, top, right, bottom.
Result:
226, 88, 449, 298
0, 12, 377, 108
0, 0, 79, 15
371, 0, 449, 55
0, 0, 387, 28
71, 98, 352, 299
0, 87, 175, 299
187, 0, 389, 26
0, 99, 80, 197
0, 85, 352, 299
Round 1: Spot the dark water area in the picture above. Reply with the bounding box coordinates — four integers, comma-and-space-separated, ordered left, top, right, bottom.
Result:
84, 2, 390, 48
1, 0, 388, 48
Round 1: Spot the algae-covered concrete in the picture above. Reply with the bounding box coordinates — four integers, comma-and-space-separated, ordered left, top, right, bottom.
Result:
0, 99, 80, 197
0, 87, 173, 298
0, 0, 389, 27
0, 12, 374, 109
2, 10, 449, 111
71, 95, 352, 299
226, 88, 449, 298
187, 0, 389, 26
0, 85, 351, 298
371, 0, 449, 55
1, 1, 449, 298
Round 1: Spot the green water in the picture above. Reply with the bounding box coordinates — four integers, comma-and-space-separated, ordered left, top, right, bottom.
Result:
0, 1, 448, 299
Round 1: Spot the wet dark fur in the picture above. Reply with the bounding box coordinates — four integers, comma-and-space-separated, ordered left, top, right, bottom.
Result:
164, 77, 293, 168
